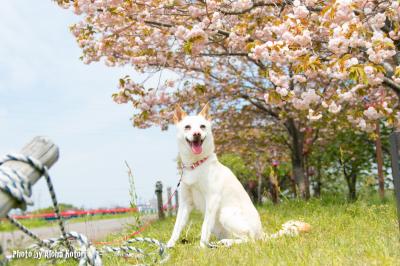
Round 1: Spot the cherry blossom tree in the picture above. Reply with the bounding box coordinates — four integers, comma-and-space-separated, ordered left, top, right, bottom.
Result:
214, 105, 290, 203
55, 0, 400, 198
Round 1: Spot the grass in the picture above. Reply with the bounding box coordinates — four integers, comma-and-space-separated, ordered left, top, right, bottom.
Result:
0, 212, 135, 232
8, 195, 400, 265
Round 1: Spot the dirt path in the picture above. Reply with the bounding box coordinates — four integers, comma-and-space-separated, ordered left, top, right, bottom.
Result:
0, 215, 155, 253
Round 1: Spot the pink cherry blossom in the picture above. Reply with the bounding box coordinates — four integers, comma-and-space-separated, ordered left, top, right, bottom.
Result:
54, 0, 400, 134
328, 102, 342, 114
364, 106, 380, 120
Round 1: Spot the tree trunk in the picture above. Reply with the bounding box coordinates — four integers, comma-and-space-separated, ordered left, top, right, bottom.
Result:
269, 184, 279, 204
245, 180, 257, 203
375, 121, 385, 199
257, 173, 263, 204
255, 160, 265, 204
285, 118, 309, 199
304, 154, 311, 199
269, 168, 280, 204
289, 174, 297, 197
314, 157, 322, 198
346, 173, 357, 201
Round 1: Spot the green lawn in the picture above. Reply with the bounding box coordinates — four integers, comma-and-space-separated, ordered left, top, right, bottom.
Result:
8, 196, 400, 265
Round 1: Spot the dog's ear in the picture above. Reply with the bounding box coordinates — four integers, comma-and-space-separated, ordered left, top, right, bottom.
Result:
173, 104, 187, 124
198, 102, 211, 120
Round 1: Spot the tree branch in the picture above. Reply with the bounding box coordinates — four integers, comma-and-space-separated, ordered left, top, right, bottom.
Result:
240, 94, 279, 119
199, 52, 248, 57
219, 2, 277, 15
383, 77, 400, 98
218, 1, 322, 15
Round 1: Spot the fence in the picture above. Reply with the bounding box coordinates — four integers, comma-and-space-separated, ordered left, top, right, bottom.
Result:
0, 136, 59, 218
0, 137, 168, 265
155, 181, 179, 220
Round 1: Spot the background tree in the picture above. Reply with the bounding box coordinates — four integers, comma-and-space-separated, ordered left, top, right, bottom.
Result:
327, 130, 375, 200
219, 154, 259, 202
309, 118, 391, 200
215, 105, 289, 203
55, 0, 400, 199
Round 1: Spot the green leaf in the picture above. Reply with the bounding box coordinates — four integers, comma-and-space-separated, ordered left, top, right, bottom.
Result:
183, 41, 193, 54
268, 90, 281, 104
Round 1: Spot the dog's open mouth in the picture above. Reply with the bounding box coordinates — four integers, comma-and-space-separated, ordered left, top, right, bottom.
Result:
186, 137, 204, 154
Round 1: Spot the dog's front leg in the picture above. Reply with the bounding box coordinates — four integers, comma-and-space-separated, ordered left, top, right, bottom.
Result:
200, 195, 219, 248
167, 185, 192, 248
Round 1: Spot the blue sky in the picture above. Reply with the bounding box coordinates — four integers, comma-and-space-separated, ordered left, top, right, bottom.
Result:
0, 1, 179, 209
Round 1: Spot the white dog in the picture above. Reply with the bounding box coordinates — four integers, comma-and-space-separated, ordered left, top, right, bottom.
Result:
167, 104, 310, 248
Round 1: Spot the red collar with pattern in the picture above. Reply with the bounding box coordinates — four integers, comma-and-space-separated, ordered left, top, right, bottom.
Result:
182, 156, 209, 170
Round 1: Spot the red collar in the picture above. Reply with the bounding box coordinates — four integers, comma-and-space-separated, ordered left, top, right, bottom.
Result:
183, 156, 209, 170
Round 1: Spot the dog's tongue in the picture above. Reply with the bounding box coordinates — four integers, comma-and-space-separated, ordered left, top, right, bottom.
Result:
191, 142, 203, 154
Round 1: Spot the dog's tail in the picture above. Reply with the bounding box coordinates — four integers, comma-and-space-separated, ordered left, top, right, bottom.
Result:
264, 220, 311, 240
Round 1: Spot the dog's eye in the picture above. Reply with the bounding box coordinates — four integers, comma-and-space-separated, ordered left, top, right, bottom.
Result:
200, 125, 206, 130
184, 125, 191, 130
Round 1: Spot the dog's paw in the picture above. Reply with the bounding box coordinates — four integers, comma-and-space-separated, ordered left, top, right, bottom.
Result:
207, 243, 218, 249
166, 240, 175, 249
218, 239, 233, 247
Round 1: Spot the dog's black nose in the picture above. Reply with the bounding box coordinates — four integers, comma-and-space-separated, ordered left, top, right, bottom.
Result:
193, 132, 201, 137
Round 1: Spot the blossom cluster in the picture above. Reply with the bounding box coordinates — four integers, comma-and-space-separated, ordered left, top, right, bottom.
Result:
55, 0, 400, 132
